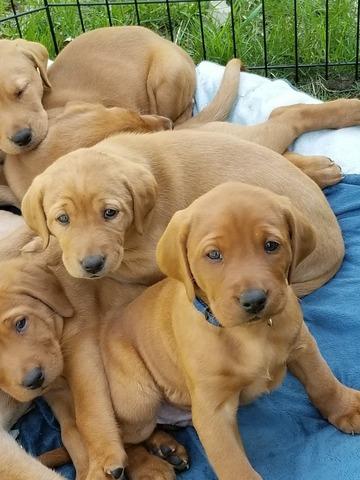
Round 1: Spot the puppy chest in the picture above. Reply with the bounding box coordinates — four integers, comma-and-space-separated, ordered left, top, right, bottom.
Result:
226, 332, 292, 404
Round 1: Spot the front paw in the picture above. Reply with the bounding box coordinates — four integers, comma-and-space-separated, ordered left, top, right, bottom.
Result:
328, 388, 360, 434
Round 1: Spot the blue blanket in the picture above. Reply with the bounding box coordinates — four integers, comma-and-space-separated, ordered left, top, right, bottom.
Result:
16, 175, 360, 479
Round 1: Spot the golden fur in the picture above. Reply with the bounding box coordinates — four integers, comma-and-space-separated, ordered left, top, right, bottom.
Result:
0, 242, 192, 480
4, 58, 240, 201
0, 26, 197, 156
101, 183, 360, 480
22, 99, 360, 296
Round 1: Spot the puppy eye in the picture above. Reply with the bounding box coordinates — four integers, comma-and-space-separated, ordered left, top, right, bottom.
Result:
264, 241, 280, 253
103, 208, 119, 220
56, 213, 70, 225
15, 86, 26, 98
206, 249, 223, 262
15, 317, 28, 334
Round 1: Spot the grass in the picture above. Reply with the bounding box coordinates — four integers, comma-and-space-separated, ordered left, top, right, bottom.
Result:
1, 0, 360, 99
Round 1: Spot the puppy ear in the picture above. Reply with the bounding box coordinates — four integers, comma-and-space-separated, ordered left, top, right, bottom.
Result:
16, 39, 51, 88
21, 177, 50, 250
156, 209, 195, 301
16, 263, 73, 318
140, 115, 173, 132
126, 168, 158, 235
284, 201, 316, 282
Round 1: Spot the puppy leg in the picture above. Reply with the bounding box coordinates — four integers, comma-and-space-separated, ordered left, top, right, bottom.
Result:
145, 429, 189, 472
283, 151, 343, 188
126, 444, 175, 480
288, 323, 360, 434
191, 389, 261, 479
201, 98, 360, 155
146, 53, 195, 124
64, 333, 127, 480
44, 378, 89, 480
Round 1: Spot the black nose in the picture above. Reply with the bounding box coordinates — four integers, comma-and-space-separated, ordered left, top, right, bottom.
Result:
22, 367, 45, 390
239, 289, 267, 314
11, 128, 32, 147
81, 255, 106, 274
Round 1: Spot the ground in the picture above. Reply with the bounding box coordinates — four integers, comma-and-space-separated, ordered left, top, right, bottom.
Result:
1, 0, 360, 99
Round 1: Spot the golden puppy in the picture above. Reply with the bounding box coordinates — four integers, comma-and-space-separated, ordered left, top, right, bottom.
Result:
5, 102, 172, 201
101, 182, 360, 480
4, 58, 240, 201
0, 245, 189, 480
0, 26, 196, 155
23, 99, 360, 296
0, 39, 50, 155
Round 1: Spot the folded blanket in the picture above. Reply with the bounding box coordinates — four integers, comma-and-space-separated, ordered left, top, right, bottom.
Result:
14, 67, 360, 479
195, 61, 360, 175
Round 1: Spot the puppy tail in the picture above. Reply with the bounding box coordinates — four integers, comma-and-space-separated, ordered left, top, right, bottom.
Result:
38, 447, 71, 468
175, 58, 242, 129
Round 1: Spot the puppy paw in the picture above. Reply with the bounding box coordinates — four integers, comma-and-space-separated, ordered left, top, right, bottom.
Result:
295, 155, 343, 188
145, 430, 189, 472
106, 467, 126, 479
127, 447, 176, 480
328, 389, 360, 434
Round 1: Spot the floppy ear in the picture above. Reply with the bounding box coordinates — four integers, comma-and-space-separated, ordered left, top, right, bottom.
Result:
140, 115, 173, 132
284, 201, 316, 281
15, 263, 73, 318
21, 176, 50, 249
126, 167, 158, 234
156, 209, 195, 301
15, 39, 51, 88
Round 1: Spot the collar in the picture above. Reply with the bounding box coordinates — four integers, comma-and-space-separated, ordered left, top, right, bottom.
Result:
193, 296, 223, 328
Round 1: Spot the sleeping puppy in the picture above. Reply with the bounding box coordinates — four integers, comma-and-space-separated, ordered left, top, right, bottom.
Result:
0, 27, 195, 155
101, 183, 360, 480
0, 246, 187, 480
21, 107, 349, 297
4, 102, 172, 201
3, 58, 239, 201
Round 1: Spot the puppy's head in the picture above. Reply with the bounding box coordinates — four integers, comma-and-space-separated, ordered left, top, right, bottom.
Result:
0, 39, 50, 155
0, 257, 73, 402
157, 182, 315, 327
22, 147, 157, 279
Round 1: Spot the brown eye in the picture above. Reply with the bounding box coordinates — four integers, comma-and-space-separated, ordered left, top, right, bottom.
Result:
206, 249, 223, 262
15, 86, 26, 98
56, 213, 70, 225
15, 317, 28, 334
103, 208, 119, 220
264, 241, 280, 253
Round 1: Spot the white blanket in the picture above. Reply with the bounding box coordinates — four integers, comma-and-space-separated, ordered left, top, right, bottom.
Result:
194, 61, 360, 174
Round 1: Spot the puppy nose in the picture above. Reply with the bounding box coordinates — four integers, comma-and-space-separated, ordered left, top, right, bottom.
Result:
22, 367, 44, 390
11, 128, 32, 147
81, 255, 106, 274
239, 289, 267, 314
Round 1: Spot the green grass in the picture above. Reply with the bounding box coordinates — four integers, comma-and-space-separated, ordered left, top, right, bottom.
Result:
1, 0, 360, 99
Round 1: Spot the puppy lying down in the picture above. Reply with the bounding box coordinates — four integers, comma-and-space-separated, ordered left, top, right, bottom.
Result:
101, 183, 360, 480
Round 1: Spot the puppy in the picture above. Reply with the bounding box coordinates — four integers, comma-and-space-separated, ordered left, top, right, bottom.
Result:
4, 102, 172, 201
0, 211, 68, 480
101, 182, 360, 480
3, 58, 240, 201
0, 26, 195, 156
0, 244, 188, 480
23, 98, 360, 296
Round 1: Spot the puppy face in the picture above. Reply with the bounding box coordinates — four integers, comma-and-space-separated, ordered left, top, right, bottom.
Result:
0, 39, 50, 154
0, 259, 73, 402
157, 182, 315, 327
22, 148, 157, 279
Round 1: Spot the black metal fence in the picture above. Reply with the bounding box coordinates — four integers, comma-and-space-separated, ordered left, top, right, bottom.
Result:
1, 0, 360, 88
